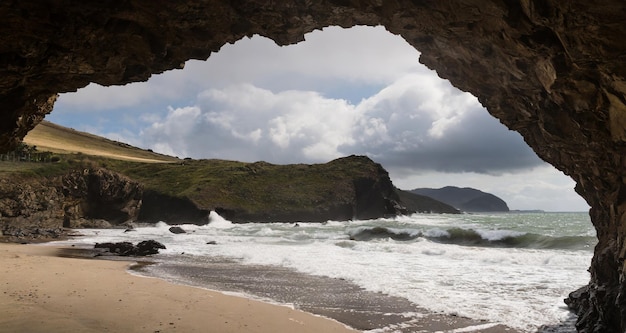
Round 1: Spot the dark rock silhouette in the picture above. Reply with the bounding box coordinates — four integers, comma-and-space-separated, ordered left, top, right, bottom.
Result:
94, 240, 166, 256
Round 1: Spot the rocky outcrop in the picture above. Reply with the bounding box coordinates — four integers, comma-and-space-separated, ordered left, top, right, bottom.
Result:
61, 168, 143, 227
350, 156, 407, 220
206, 155, 416, 223
1, 155, 433, 228
0, 177, 64, 229
2, 1, 626, 330
411, 187, 510, 212
138, 190, 208, 225
0, 168, 142, 238
94, 240, 166, 256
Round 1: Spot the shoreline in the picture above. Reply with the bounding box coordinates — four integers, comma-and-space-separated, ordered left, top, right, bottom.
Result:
53, 243, 527, 332
0, 243, 357, 333
0, 240, 578, 333
132, 254, 523, 333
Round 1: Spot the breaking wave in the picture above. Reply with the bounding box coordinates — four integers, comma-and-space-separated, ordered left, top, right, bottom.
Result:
347, 226, 595, 250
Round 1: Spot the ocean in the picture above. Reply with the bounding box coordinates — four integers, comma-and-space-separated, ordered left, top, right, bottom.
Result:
52, 211, 595, 332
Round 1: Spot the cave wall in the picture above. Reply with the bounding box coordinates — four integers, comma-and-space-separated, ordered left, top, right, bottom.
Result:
2, 1, 626, 331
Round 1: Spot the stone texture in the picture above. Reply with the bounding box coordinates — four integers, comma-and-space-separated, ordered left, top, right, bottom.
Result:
1, 0, 626, 331
0, 168, 142, 232
94, 240, 166, 256
61, 168, 143, 225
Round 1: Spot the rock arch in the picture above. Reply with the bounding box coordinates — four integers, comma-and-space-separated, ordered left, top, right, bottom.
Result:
1, 1, 625, 331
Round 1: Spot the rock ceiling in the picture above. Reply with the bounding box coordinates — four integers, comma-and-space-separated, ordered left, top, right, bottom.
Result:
2, 1, 626, 331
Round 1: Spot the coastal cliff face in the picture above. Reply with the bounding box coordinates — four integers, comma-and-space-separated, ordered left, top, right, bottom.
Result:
0, 168, 142, 239
0, 156, 432, 230
0, 177, 63, 232
119, 155, 426, 223
60, 168, 143, 227
1, 1, 626, 330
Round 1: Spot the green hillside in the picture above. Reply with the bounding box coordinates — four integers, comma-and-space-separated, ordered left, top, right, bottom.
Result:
0, 121, 459, 225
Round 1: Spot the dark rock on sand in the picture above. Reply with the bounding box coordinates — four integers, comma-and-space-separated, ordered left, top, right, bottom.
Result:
94, 240, 165, 256
135, 240, 166, 256
95, 242, 136, 256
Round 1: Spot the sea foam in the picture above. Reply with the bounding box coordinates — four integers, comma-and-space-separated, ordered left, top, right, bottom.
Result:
52, 211, 594, 332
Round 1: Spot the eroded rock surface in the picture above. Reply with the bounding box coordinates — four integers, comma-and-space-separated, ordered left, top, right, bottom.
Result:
0, 168, 142, 234
2, 1, 626, 331
94, 240, 166, 256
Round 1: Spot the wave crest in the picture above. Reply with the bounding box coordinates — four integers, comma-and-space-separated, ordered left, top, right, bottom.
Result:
347, 226, 595, 250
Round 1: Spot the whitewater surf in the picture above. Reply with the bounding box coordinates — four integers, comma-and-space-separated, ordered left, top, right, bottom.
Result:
51, 211, 593, 332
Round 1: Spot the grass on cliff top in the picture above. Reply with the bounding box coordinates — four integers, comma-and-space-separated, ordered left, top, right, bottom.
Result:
0, 153, 138, 180
103, 155, 384, 213
0, 151, 385, 214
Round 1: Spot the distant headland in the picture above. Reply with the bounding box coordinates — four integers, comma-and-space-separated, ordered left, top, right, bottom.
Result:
409, 186, 510, 213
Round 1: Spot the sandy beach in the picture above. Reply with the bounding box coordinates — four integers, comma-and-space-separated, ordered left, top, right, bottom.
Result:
0, 243, 357, 333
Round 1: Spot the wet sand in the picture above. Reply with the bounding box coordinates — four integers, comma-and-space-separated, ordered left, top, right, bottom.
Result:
0, 243, 356, 333
134, 254, 523, 333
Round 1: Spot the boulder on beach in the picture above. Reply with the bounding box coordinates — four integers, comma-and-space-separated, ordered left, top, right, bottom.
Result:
136, 240, 166, 256
94, 241, 136, 256
94, 240, 166, 256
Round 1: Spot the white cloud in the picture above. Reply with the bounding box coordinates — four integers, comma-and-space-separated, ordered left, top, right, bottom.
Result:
140, 106, 203, 158
135, 84, 358, 162
130, 73, 541, 175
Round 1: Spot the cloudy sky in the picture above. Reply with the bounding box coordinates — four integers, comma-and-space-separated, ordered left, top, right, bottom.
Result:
49, 26, 589, 212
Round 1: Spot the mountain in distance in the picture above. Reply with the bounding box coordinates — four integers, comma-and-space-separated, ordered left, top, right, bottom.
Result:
409, 186, 510, 212
395, 189, 460, 214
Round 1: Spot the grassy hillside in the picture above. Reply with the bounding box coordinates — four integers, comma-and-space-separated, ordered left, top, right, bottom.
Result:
1, 121, 459, 223
17, 122, 384, 215
23, 121, 178, 163
102, 156, 385, 215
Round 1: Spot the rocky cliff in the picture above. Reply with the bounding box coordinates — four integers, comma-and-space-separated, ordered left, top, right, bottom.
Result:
109, 155, 456, 223
0, 155, 453, 235
1, 1, 626, 331
0, 167, 142, 241
60, 168, 143, 227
